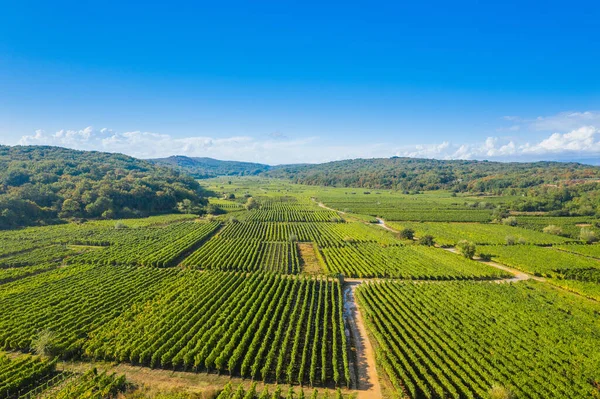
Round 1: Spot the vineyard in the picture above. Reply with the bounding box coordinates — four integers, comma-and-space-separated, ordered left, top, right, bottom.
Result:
385, 221, 570, 246
85, 272, 350, 387
557, 243, 600, 259
181, 238, 300, 273
321, 244, 508, 279
0, 264, 179, 357
1, 177, 599, 398
315, 190, 494, 222
357, 280, 600, 399
477, 244, 600, 279
218, 221, 400, 247
0, 354, 57, 398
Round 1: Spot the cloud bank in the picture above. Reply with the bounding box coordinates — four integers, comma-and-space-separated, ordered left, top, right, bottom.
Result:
15, 111, 600, 165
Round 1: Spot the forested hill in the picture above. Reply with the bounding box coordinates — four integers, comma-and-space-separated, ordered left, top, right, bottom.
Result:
0, 146, 206, 229
150, 155, 270, 178
265, 157, 600, 192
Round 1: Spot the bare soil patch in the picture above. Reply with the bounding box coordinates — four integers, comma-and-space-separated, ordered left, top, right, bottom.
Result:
298, 243, 323, 274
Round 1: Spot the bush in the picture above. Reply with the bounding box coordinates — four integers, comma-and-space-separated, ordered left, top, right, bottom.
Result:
399, 228, 415, 240
543, 225, 563, 236
488, 384, 515, 399
418, 235, 435, 246
457, 240, 476, 259
245, 197, 259, 210
502, 216, 518, 226
478, 253, 492, 261
580, 228, 598, 244
505, 235, 515, 245
114, 220, 127, 229
517, 237, 527, 245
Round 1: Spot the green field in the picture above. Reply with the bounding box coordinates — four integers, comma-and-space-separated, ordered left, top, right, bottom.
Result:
385, 221, 570, 246
0, 177, 599, 398
357, 280, 600, 399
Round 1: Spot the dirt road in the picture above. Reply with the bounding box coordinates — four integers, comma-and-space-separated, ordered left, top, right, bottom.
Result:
343, 282, 382, 399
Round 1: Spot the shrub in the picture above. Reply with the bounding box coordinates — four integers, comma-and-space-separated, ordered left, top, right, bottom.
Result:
488, 384, 515, 399
543, 225, 563, 236
32, 328, 56, 357
502, 217, 518, 226
418, 235, 435, 246
399, 228, 415, 240
580, 228, 598, 244
245, 197, 259, 211
457, 240, 476, 259
114, 220, 127, 229
517, 237, 527, 245
505, 235, 515, 245
478, 252, 492, 261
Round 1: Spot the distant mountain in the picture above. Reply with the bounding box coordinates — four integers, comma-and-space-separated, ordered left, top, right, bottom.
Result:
150, 156, 271, 178
264, 156, 600, 192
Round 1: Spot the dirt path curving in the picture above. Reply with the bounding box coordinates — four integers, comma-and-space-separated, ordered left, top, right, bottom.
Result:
441, 247, 544, 283
343, 282, 382, 399
375, 218, 398, 233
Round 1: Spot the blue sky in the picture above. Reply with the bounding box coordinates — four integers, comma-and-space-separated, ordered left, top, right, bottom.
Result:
1, 1, 599, 164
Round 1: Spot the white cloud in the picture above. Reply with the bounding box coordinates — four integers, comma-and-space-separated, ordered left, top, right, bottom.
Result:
14, 121, 600, 164
528, 111, 600, 132
521, 126, 599, 154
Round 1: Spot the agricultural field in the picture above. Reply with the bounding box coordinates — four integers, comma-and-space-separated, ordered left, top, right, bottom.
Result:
321, 244, 508, 279
86, 272, 350, 387
0, 264, 180, 357
181, 238, 300, 273
556, 243, 600, 259
477, 244, 600, 278
217, 221, 401, 247
1, 177, 599, 398
385, 221, 570, 246
516, 216, 600, 239
357, 280, 600, 399
0, 353, 57, 397
0, 353, 127, 399
314, 189, 495, 222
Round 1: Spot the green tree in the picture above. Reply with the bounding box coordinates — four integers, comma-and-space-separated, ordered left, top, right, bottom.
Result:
418, 235, 435, 246
457, 240, 476, 259
60, 198, 81, 218
399, 228, 415, 240
245, 197, 259, 210
543, 225, 563, 236
580, 228, 598, 244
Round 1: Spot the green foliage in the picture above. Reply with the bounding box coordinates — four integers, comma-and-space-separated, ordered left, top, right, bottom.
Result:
488, 384, 515, 399
0, 146, 207, 229
32, 328, 56, 357
398, 228, 415, 240
501, 216, 518, 226
477, 244, 600, 280
321, 243, 507, 279
83, 272, 349, 386
182, 238, 300, 273
418, 234, 435, 246
245, 197, 260, 211
265, 157, 600, 193
151, 155, 270, 179
543, 224, 563, 235
456, 240, 476, 259
0, 353, 57, 397
356, 280, 600, 399
580, 227, 598, 244
386, 221, 569, 246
